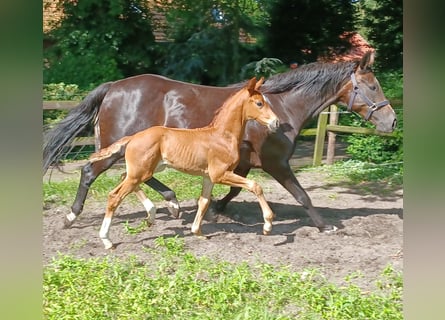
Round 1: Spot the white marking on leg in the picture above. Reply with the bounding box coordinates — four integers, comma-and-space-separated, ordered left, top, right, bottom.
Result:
142, 198, 157, 225
66, 211, 77, 222
99, 217, 113, 249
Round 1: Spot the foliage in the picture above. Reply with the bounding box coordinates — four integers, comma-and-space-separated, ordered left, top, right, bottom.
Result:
43, 236, 403, 319
43, 0, 158, 89
240, 57, 286, 79
263, 0, 358, 64
357, 0, 403, 71
43, 83, 88, 126
155, 0, 269, 85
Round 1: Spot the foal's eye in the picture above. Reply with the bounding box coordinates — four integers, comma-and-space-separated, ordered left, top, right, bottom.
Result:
370, 85, 377, 91
256, 101, 263, 107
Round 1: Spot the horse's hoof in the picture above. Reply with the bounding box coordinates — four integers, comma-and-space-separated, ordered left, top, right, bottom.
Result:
319, 225, 338, 233
63, 217, 74, 229
204, 207, 218, 222
214, 200, 226, 213
166, 201, 181, 218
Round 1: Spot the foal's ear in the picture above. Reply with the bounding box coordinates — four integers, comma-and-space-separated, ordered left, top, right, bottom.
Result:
246, 77, 257, 92
254, 77, 265, 90
359, 51, 375, 71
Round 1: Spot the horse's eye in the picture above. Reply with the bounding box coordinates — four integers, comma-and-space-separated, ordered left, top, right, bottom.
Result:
370, 85, 377, 91
256, 101, 263, 107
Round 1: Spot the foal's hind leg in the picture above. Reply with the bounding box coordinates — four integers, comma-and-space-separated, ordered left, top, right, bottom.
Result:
99, 178, 140, 249
117, 172, 157, 226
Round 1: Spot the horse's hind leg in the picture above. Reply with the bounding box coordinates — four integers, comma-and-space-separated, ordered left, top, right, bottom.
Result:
65, 156, 119, 228
144, 178, 180, 218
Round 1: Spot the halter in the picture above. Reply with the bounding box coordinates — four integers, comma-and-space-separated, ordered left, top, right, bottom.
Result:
347, 72, 389, 120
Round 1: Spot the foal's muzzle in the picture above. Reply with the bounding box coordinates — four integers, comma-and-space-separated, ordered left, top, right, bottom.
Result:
268, 118, 280, 132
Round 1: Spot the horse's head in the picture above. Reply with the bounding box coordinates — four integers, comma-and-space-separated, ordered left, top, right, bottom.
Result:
244, 77, 280, 132
339, 51, 397, 133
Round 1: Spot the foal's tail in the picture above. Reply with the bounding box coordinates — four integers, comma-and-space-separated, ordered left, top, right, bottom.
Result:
89, 136, 132, 163
43, 82, 113, 174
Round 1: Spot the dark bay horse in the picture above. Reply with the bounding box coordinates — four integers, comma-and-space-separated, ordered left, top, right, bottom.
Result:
89, 77, 279, 249
43, 51, 396, 232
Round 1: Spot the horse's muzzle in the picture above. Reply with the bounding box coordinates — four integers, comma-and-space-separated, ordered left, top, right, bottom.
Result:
268, 118, 280, 132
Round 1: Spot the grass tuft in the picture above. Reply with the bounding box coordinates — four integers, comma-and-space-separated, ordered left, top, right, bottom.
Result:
44, 236, 403, 320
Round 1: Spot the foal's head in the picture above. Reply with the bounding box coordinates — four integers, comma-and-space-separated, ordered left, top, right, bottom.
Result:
242, 77, 279, 132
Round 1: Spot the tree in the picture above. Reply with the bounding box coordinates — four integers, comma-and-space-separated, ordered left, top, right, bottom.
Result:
43, 0, 158, 89
156, 0, 269, 85
359, 0, 402, 70
263, 0, 358, 64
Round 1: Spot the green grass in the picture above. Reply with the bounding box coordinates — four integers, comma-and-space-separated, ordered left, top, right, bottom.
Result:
43, 169, 269, 206
302, 160, 403, 187
43, 236, 402, 320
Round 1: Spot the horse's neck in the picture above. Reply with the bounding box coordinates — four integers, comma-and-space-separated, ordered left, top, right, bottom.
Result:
281, 89, 340, 132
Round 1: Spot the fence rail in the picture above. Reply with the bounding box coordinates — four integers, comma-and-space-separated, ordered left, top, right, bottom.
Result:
43, 101, 397, 166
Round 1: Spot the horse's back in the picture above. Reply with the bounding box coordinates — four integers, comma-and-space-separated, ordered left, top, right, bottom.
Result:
96, 74, 236, 148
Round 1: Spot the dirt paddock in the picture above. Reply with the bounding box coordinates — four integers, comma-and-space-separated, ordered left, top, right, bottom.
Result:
43, 162, 403, 291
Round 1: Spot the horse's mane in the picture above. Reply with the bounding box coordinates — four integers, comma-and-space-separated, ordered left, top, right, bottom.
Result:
230, 60, 360, 97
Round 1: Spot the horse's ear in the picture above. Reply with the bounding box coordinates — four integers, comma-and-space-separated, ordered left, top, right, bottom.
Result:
254, 77, 265, 90
359, 51, 375, 71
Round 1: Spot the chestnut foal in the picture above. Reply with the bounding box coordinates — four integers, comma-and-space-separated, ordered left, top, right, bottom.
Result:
89, 77, 279, 249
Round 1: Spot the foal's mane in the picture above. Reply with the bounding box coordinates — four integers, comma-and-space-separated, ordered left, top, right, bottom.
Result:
208, 85, 252, 127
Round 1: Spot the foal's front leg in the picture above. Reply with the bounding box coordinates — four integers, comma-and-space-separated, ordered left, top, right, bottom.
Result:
216, 171, 275, 235
191, 177, 214, 237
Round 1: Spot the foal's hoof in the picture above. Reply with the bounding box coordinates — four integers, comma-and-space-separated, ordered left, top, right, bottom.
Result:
318, 225, 338, 233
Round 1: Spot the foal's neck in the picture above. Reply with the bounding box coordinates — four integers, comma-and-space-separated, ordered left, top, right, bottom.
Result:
209, 91, 248, 139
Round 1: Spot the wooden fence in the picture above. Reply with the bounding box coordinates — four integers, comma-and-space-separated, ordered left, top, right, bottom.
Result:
43, 101, 397, 166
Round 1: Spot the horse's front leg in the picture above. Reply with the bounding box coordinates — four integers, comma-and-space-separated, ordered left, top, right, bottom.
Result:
262, 161, 337, 232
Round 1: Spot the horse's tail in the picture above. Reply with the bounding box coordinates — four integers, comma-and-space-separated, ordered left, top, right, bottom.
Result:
43, 82, 113, 174
88, 136, 132, 163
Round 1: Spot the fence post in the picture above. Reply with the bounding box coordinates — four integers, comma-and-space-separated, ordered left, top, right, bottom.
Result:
312, 107, 329, 166
326, 105, 339, 165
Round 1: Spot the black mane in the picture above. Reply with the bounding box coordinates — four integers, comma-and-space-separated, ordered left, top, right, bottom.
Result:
261, 60, 359, 96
